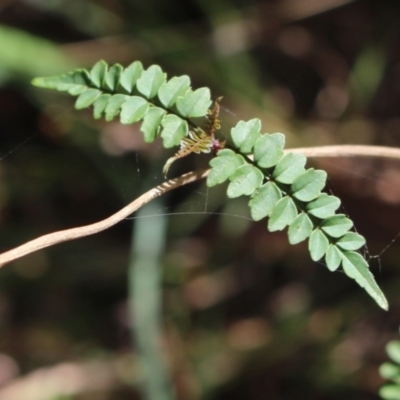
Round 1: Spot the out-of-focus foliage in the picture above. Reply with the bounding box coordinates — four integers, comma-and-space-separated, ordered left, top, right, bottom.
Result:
380, 339, 400, 400
1, 1, 400, 399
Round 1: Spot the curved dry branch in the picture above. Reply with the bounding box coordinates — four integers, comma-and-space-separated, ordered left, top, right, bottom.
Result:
0, 144, 399, 268
0, 169, 209, 267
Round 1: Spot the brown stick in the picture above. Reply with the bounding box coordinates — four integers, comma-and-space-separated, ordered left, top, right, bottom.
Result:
1, 144, 400, 267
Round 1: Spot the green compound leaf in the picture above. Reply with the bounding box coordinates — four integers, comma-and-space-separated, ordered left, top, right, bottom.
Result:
291, 168, 327, 202
93, 93, 111, 119
176, 87, 212, 118
160, 114, 188, 148
227, 164, 264, 198
387, 341, 400, 365
321, 214, 353, 238
254, 133, 285, 168
140, 107, 166, 143
309, 229, 329, 261
105, 63, 123, 92
207, 149, 246, 187
249, 181, 282, 221
89, 60, 107, 88
336, 232, 366, 251
340, 250, 388, 310
288, 212, 313, 244
268, 196, 297, 232
120, 96, 149, 124
380, 384, 400, 400
158, 75, 191, 108
231, 119, 261, 154
136, 65, 166, 99
272, 153, 307, 184
75, 88, 102, 110
104, 94, 128, 121
306, 194, 341, 219
119, 61, 143, 93
325, 244, 342, 271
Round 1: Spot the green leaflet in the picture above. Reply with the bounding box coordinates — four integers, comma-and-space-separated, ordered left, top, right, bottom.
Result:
104, 94, 128, 121
75, 88, 102, 110
89, 60, 107, 88
325, 244, 342, 271
268, 196, 297, 232
340, 250, 388, 311
227, 164, 264, 198
176, 87, 212, 118
321, 214, 353, 238
136, 65, 166, 99
32, 69, 90, 93
291, 168, 327, 202
249, 182, 281, 221
254, 133, 285, 168
306, 194, 341, 219
140, 107, 166, 143
119, 61, 143, 93
93, 94, 111, 119
272, 153, 306, 184
336, 232, 366, 251
120, 96, 149, 124
207, 149, 246, 187
158, 75, 190, 108
231, 119, 261, 154
105, 64, 123, 92
288, 212, 313, 244
309, 229, 329, 261
160, 114, 188, 148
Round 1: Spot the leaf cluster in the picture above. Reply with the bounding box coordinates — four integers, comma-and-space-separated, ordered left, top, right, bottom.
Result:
207, 119, 388, 310
32, 60, 212, 148
32, 60, 388, 310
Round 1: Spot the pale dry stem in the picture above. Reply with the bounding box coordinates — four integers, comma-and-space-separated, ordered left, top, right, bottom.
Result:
1, 145, 400, 267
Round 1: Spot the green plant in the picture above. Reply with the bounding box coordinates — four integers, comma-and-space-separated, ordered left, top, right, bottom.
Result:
380, 337, 400, 399
30, 59, 388, 310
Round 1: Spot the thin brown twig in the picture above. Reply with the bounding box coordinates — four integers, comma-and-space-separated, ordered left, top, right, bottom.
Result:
1, 144, 400, 268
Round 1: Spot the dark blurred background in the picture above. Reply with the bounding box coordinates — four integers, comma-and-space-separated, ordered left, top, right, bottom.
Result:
0, 0, 400, 399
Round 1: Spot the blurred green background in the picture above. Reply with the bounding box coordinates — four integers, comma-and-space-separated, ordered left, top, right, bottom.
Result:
0, 0, 400, 399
